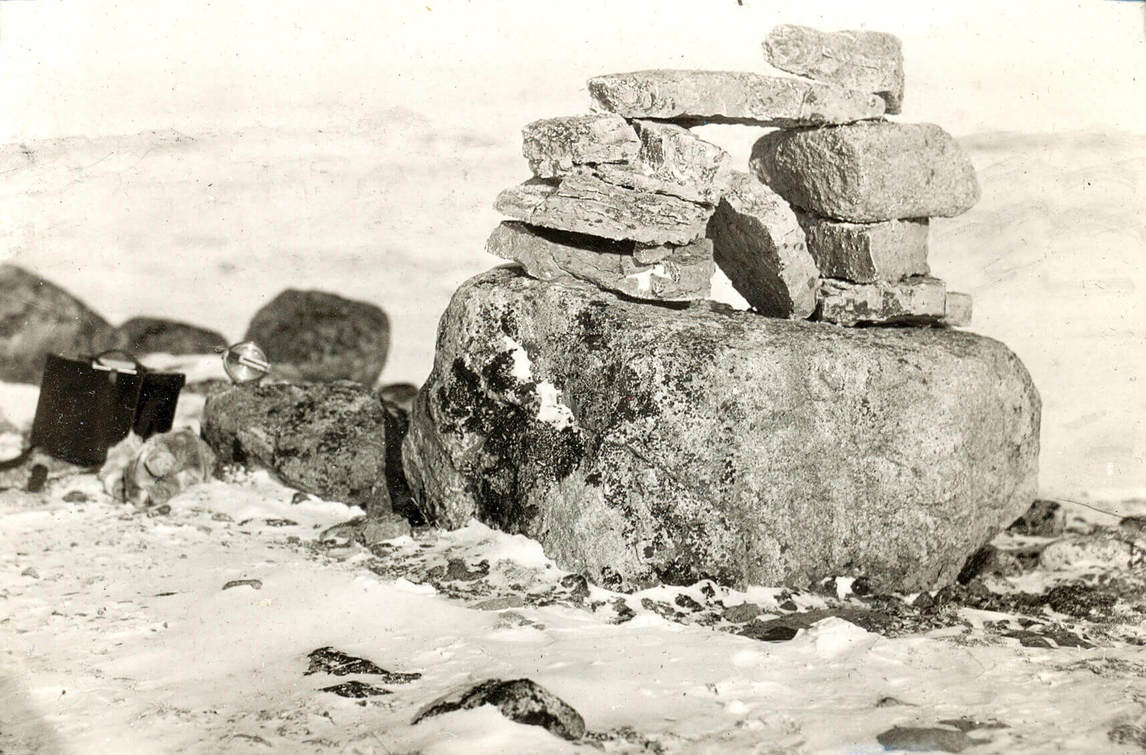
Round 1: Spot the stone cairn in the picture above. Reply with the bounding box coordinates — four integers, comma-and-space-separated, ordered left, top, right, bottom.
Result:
404, 25, 1041, 593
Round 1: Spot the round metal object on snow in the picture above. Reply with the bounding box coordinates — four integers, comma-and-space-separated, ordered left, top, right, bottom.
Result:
222, 341, 271, 384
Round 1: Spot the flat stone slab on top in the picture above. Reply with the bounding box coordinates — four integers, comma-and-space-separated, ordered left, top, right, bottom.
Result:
403, 267, 1040, 593
588, 69, 886, 127
764, 24, 905, 114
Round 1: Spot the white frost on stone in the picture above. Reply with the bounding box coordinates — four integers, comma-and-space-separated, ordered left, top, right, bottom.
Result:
501, 335, 534, 381
536, 380, 576, 430
499, 337, 576, 430
626, 263, 670, 293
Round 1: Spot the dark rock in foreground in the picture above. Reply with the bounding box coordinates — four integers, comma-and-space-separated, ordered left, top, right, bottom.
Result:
304, 646, 421, 683
115, 316, 227, 355
876, 726, 974, 753
244, 289, 390, 386
202, 381, 393, 512
403, 268, 1041, 592
412, 678, 586, 741
0, 264, 118, 384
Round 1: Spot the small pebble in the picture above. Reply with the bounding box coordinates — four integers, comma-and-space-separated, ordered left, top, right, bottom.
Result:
222, 578, 263, 591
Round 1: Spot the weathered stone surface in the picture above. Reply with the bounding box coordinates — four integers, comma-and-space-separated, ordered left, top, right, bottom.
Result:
815, 277, 947, 326
764, 25, 905, 114
487, 221, 712, 302
796, 212, 929, 283
590, 121, 732, 204
402, 268, 1041, 592
943, 292, 973, 327
588, 70, 885, 127
706, 172, 818, 318
115, 316, 227, 355
412, 678, 586, 741
244, 289, 390, 386
521, 114, 640, 178
0, 264, 118, 384
751, 122, 980, 222
495, 175, 712, 245
202, 381, 391, 510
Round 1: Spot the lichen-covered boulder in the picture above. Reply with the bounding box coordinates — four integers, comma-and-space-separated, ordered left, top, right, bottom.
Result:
0, 264, 118, 384
202, 381, 393, 513
115, 316, 228, 355
403, 268, 1041, 592
244, 289, 390, 386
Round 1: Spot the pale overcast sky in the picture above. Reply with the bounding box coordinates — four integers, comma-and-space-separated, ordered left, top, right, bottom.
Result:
1, 0, 1144, 142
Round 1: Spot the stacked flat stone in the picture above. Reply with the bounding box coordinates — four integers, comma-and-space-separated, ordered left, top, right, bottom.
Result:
489, 115, 729, 302
746, 24, 979, 327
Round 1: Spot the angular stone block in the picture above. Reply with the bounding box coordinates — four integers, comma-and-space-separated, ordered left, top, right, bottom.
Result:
486, 221, 712, 302
815, 277, 947, 326
751, 122, 980, 222
521, 114, 640, 179
588, 70, 885, 127
403, 267, 1041, 592
495, 175, 713, 246
706, 171, 818, 319
797, 212, 929, 283
764, 24, 905, 114
943, 292, 973, 327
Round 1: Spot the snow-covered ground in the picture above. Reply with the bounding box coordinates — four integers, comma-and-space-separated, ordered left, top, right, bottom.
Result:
2, 382, 1146, 753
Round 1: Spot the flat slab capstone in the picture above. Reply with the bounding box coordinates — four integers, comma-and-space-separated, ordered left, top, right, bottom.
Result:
587, 70, 886, 127
763, 24, 905, 114
403, 268, 1041, 592
751, 121, 980, 222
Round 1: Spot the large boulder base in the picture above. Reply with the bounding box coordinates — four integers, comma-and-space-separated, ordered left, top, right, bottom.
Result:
751, 122, 980, 222
588, 70, 885, 127
244, 289, 390, 386
764, 25, 905, 114
404, 268, 1040, 593
0, 264, 118, 384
